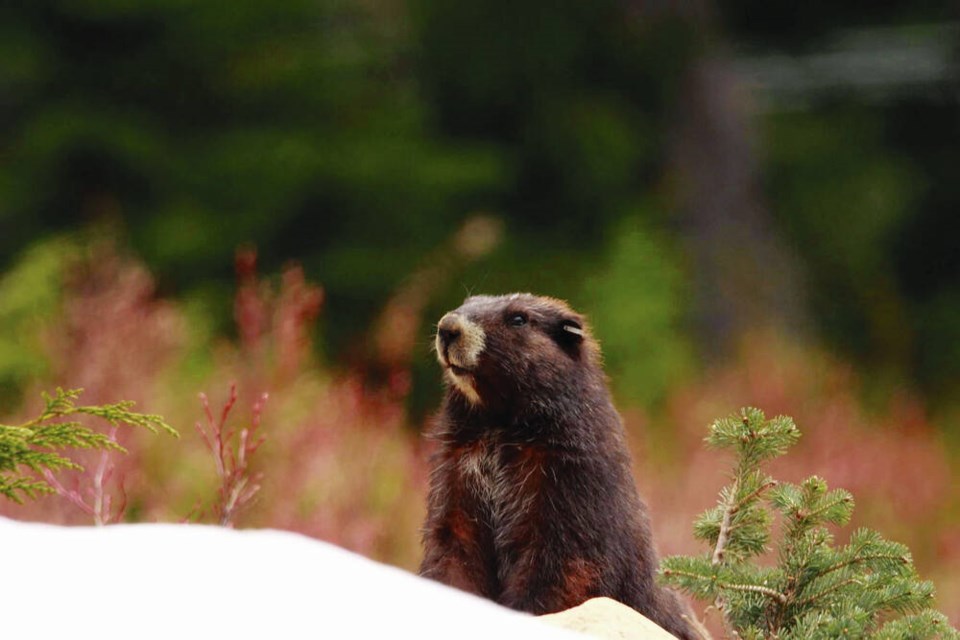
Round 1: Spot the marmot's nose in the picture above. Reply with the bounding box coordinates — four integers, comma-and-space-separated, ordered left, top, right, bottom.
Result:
437, 313, 463, 349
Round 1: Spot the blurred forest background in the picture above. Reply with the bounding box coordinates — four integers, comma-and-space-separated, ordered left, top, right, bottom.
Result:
1, 0, 958, 624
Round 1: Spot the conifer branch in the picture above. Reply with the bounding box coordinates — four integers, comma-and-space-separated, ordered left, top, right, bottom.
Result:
708, 466, 740, 638
814, 553, 909, 580
662, 568, 788, 604
721, 583, 788, 604
712, 477, 738, 567
0, 387, 178, 505
734, 479, 778, 513
791, 492, 853, 526
794, 577, 862, 608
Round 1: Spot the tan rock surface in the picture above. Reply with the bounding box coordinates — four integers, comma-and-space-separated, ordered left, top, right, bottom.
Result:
539, 597, 679, 640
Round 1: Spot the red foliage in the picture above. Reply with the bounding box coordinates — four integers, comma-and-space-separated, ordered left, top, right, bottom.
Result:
41, 423, 127, 525
213, 249, 422, 561
194, 383, 268, 527
233, 247, 324, 386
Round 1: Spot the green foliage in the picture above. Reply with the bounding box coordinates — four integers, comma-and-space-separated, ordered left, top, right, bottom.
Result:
660, 407, 959, 639
0, 388, 178, 503
582, 214, 692, 406
0, 237, 76, 403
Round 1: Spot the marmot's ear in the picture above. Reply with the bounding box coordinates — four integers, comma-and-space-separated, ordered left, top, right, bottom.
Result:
555, 317, 585, 351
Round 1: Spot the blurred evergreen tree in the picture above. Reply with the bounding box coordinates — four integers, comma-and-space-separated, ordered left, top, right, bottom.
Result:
713, 0, 960, 403
0, 0, 504, 353
1, 0, 702, 408
1, 0, 957, 409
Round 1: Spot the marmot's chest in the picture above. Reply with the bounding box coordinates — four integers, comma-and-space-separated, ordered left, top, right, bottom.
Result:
455, 436, 545, 534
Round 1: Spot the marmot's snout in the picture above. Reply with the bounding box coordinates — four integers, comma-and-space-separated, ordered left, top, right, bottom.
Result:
436, 312, 485, 369
437, 313, 463, 352
435, 310, 486, 404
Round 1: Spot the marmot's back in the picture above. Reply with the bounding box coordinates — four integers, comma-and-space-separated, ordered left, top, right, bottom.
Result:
419, 293, 694, 639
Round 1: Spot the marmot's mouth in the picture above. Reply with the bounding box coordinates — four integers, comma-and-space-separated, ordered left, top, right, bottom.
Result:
440, 347, 474, 377
447, 363, 471, 377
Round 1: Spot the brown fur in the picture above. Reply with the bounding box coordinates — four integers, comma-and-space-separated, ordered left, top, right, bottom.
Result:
419, 293, 694, 639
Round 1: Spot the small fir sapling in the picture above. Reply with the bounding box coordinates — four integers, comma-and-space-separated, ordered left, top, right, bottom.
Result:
0, 388, 177, 514
660, 407, 959, 640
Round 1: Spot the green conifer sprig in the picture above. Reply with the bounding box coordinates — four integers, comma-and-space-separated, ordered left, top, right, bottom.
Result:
660, 407, 959, 639
0, 387, 178, 503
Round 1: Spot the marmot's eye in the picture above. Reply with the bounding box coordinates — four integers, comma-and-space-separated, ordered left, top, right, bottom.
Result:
507, 313, 527, 327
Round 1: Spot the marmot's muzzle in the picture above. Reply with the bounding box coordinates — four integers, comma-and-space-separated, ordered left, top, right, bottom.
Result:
437, 313, 463, 352
436, 313, 485, 369
435, 312, 486, 404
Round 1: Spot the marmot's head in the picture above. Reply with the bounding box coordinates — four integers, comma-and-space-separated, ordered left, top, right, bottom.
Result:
435, 293, 601, 410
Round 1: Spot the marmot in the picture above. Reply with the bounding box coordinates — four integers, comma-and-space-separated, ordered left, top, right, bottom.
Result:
418, 293, 693, 639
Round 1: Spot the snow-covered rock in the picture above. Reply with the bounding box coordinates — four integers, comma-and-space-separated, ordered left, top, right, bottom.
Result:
0, 517, 580, 639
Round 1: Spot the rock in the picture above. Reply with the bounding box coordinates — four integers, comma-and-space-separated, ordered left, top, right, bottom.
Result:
539, 597, 680, 640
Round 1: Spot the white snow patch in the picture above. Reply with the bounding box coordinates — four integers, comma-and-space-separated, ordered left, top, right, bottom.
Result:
0, 517, 581, 639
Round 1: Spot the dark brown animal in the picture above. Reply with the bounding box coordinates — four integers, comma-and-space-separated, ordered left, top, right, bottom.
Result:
419, 293, 694, 639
